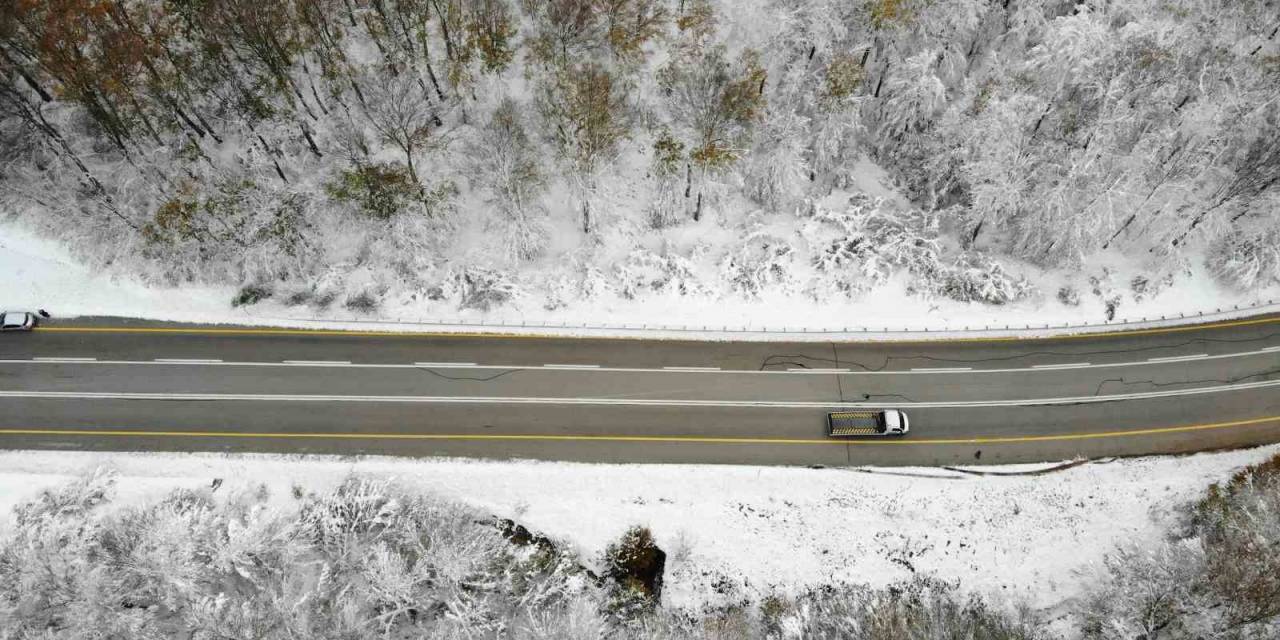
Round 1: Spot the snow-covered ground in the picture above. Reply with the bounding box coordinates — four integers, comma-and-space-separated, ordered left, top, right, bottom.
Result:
1, 446, 1273, 629
3, 218, 1276, 338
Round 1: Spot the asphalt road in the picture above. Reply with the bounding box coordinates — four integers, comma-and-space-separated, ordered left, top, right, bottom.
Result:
0, 314, 1277, 466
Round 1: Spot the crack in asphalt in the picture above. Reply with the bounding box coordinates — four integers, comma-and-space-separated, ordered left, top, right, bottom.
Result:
412, 366, 522, 383
756, 332, 1280, 373
831, 343, 846, 402
1091, 365, 1280, 397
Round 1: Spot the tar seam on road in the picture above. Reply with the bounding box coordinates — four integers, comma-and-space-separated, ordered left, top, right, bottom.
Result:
31, 313, 1280, 344
0, 415, 1276, 446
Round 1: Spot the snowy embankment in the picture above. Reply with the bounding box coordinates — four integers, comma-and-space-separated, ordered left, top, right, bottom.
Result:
0, 446, 1274, 628
2, 219, 1276, 338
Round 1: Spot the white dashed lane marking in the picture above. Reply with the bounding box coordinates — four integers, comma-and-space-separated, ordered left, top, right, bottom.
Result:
1147, 354, 1208, 362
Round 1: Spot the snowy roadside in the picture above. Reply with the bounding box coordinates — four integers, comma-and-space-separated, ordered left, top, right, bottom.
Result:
0, 445, 1274, 628
3, 220, 1276, 341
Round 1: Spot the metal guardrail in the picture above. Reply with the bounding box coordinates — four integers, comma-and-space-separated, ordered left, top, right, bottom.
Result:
257, 298, 1280, 339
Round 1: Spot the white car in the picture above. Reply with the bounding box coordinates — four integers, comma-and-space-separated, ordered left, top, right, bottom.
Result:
0, 311, 37, 332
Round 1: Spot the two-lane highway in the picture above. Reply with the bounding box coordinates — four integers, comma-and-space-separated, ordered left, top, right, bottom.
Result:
0, 315, 1277, 465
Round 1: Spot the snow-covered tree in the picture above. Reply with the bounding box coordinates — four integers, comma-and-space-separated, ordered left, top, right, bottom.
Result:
538, 61, 630, 233
473, 98, 549, 260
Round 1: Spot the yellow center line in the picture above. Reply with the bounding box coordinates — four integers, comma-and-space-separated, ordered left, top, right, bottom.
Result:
31, 313, 1280, 344
0, 415, 1277, 445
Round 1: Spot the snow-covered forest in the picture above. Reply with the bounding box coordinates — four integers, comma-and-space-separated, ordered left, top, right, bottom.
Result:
1, 0, 1278, 317
0, 471, 1043, 639
3, 453, 1280, 638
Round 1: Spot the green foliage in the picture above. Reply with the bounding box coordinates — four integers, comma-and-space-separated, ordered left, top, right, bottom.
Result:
526, 0, 665, 66
143, 180, 256, 246
467, 0, 518, 73
325, 162, 421, 220
540, 62, 631, 175
145, 196, 201, 244
674, 0, 715, 47
660, 46, 765, 172
822, 52, 865, 107
651, 129, 685, 177
601, 0, 667, 63
720, 50, 766, 125
868, 0, 911, 29
254, 193, 311, 259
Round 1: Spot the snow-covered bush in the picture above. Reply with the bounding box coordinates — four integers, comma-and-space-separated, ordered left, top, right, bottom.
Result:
1207, 227, 1280, 290
345, 290, 380, 313
449, 267, 522, 311
1081, 453, 1280, 639
924, 252, 1038, 305
1089, 269, 1124, 322
0, 473, 594, 639
721, 230, 797, 297
615, 249, 705, 299
232, 283, 273, 308
774, 577, 1042, 640
802, 195, 945, 297
544, 260, 614, 311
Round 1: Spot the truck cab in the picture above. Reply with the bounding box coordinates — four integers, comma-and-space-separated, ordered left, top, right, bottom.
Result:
880, 409, 909, 434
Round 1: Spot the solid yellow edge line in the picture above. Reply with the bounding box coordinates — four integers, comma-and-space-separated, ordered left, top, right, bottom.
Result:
0, 415, 1276, 446
33, 313, 1280, 344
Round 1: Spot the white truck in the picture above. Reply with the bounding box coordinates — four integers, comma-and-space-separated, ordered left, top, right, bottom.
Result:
826, 409, 910, 437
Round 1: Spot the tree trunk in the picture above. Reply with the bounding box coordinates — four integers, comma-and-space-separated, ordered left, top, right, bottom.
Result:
301, 123, 323, 157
